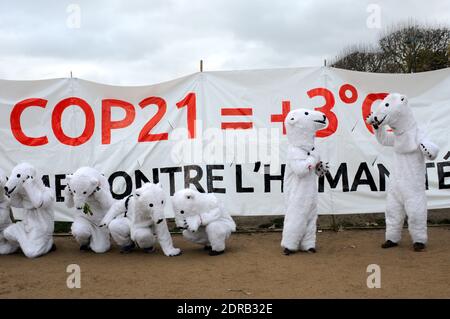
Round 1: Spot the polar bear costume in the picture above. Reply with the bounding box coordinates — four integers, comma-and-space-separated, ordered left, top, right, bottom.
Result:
101, 183, 181, 256
281, 109, 328, 255
2, 163, 55, 258
65, 167, 113, 253
0, 169, 18, 255
367, 93, 439, 251
172, 189, 236, 256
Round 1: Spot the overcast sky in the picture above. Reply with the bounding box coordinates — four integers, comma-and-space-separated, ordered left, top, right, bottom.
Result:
0, 0, 449, 85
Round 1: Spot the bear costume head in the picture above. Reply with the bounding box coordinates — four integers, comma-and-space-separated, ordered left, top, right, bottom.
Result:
369, 93, 416, 134
134, 182, 165, 223
66, 167, 105, 210
4, 162, 36, 197
284, 108, 327, 149
171, 188, 204, 218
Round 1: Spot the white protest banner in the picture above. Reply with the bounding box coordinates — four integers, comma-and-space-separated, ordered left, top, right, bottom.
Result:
0, 67, 449, 221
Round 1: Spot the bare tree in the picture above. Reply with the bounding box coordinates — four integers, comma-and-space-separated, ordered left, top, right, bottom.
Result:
331, 22, 450, 73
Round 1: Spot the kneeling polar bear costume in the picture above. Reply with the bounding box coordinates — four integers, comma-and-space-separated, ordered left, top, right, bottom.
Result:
367, 93, 439, 251
2, 163, 55, 258
0, 169, 17, 255
172, 189, 236, 256
65, 167, 113, 253
101, 183, 181, 256
281, 109, 328, 255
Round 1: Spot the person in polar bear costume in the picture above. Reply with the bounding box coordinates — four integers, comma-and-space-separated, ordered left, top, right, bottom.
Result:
172, 189, 236, 256
100, 183, 181, 256
1, 163, 55, 258
281, 108, 329, 255
366, 93, 439, 252
64, 167, 113, 253
0, 169, 18, 255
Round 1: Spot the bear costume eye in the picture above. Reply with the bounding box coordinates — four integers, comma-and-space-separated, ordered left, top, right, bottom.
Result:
180, 210, 184, 214
385, 103, 389, 107
161, 200, 164, 204
290, 117, 295, 120
16, 174, 21, 178
187, 195, 191, 199
83, 191, 87, 194
304, 112, 309, 115
6, 177, 8, 181
401, 97, 404, 101
149, 203, 153, 207
73, 190, 76, 194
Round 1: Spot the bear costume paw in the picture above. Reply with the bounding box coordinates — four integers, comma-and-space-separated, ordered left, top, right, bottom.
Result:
365, 112, 379, 130
166, 248, 182, 257
413, 242, 426, 252
79, 244, 90, 252
381, 240, 398, 249
120, 242, 136, 254
420, 143, 439, 160
209, 250, 224, 256
315, 161, 329, 177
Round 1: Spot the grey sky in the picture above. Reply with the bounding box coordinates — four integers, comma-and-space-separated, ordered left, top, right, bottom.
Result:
0, 0, 449, 85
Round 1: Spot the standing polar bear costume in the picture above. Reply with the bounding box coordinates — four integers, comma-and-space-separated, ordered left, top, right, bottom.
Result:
65, 167, 113, 253
367, 93, 439, 251
101, 183, 181, 256
281, 109, 328, 255
0, 169, 17, 255
172, 189, 236, 256
2, 163, 55, 258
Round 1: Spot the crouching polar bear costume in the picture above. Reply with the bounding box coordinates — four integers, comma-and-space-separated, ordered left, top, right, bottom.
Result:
172, 189, 236, 256
65, 167, 113, 253
281, 109, 329, 255
367, 93, 439, 251
101, 183, 181, 256
1, 163, 55, 258
0, 169, 17, 255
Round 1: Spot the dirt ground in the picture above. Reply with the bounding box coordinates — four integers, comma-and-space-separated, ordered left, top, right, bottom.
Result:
0, 227, 449, 299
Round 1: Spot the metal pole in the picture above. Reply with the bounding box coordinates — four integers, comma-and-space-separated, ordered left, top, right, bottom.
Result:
200, 60, 203, 72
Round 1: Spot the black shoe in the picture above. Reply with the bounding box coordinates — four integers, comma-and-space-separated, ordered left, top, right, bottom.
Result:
143, 246, 155, 254
283, 248, 293, 255
307, 248, 316, 253
50, 244, 57, 252
203, 245, 212, 251
413, 242, 426, 252
381, 240, 398, 249
209, 250, 224, 256
120, 242, 136, 254
80, 244, 90, 251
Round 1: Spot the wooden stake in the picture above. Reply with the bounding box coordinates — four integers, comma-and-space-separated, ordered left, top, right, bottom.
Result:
331, 215, 338, 231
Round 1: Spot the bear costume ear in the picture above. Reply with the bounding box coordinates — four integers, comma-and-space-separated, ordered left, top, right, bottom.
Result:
29, 166, 37, 179
89, 177, 99, 188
